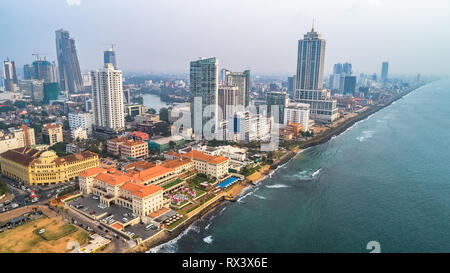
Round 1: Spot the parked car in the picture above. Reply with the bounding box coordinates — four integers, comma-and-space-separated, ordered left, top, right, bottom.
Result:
90, 211, 96, 215
93, 196, 99, 200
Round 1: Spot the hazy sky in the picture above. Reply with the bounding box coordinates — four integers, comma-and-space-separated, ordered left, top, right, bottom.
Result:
1, 0, 449, 76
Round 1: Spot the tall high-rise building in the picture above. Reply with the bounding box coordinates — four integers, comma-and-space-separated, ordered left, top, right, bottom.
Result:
55, 29, 83, 94
32, 59, 57, 83
223, 70, 251, 107
342, 63, 352, 75
3, 59, 18, 92
343, 75, 356, 95
104, 47, 117, 69
190, 57, 218, 136
91, 63, 125, 131
23, 64, 33, 80
294, 26, 338, 122
333, 63, 343, 75
381, 62, 389, 82
266, 91, 288, 124
295, 26, 326, 91
218, 85, 239, 121
287, 76, 296, 94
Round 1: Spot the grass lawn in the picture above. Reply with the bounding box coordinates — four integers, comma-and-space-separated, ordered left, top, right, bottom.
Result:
0, 217, 89, 253
162, 178, 185, 190
0, 178, 7, 196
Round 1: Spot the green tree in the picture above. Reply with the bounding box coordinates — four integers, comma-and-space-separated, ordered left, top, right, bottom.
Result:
169, 140, 176, 150
159, 107, 169, 122
147, 108, 157, 114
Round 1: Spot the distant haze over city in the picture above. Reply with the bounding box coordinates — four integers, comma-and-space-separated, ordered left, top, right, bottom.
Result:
1, 0, 449, 76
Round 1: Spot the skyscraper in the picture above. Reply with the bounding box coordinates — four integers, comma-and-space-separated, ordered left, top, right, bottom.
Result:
294, 25, 338, 122
266, 91, 288, 124
342, 63, 352, 75
381, 62, 389, 82
223, 70, 251, 107
91, 63, 125, 131
23, 64, 33, 80
190, 57, 218, 137
295, 26, 326, 91
55, 29, 83, 95
218, 85, 239, 121
3, 59, 18, 92
287, 76, 296, 94
32, 59, 57, 83
104, 47, 117, 69
343, 75, 356, 95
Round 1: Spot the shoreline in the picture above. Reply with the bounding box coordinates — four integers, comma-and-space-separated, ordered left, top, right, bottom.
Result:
131, 82, 427, 253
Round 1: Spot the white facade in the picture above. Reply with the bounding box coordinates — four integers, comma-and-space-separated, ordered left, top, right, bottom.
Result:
71, 127, 88, 140
224, 111, 271, 143
284, 102, 311, 131
0, 127, 35, 154
68, 112, 93, 135
91, 63, 125, 131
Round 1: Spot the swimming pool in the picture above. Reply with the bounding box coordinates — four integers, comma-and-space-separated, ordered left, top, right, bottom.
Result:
217, 177, 239, 188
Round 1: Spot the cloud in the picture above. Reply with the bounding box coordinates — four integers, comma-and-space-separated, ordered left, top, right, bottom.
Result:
66, 0, 81, 6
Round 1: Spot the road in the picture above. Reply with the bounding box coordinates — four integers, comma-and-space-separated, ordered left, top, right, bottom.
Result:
65, 204, 135, 252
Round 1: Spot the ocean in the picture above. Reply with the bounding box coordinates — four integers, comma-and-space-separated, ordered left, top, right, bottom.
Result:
151, 79, 450, 253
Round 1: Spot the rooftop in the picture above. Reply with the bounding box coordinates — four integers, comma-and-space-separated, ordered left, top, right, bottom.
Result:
182, 150, 228, 165
79, 167, 107, 178
121, 182, 163, 198
95, 171, 131, 186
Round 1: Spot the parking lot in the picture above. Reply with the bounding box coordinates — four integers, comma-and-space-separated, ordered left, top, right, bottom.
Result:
123, 222, 160, 241
69, 194, 169, 242
70, 195, 138, 225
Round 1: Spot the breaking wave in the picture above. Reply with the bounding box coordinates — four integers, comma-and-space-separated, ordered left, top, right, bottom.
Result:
203, 235, 214, 244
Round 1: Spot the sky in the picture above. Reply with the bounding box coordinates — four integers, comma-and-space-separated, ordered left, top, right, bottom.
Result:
1, 0, 449, 77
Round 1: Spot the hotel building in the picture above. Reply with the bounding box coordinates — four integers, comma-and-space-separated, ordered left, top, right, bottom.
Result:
0, 148, 99, 185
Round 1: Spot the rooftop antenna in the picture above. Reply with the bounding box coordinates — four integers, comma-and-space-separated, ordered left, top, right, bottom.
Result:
312, 18, 315, 32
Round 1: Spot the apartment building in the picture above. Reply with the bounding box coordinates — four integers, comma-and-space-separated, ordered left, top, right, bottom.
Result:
0, 126, 35, 154
41, 123, 63, 146
107, 138, 148, 159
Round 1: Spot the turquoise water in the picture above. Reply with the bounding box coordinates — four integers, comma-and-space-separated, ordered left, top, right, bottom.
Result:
152, 79, 450, 253
217, 177, 239, 188
142, 93, 169, 111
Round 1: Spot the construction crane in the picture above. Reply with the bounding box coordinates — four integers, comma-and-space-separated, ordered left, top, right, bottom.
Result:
31, 53, 51, 80
32, 52, 50, 61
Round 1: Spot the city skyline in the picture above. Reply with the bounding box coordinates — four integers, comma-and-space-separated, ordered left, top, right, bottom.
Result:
0, 0, 449, 76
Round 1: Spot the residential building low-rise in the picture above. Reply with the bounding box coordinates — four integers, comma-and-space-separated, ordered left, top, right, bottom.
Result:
41, 123, 63, 146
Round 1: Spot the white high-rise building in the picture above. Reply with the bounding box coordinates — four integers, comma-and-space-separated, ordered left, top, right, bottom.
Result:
68, 112, 94, 135
91, 63, 125, 131
284, 102, 311, 131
